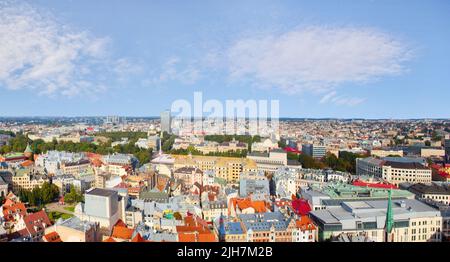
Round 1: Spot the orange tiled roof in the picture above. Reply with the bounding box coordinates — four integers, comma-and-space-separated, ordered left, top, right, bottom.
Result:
230, 198, 268, 213
114, 219, 127, 228
91, 158, 103, 167
131, 233, 147, 242
183, 216, 196, 227
2, 201, 27, 222
103, 237, 117, 242
111, 220, 134, 240
20, 160, 34, 167
112, 227, 134, 240
23, 210, 52, 235
198, 233, 217, 242
44, 231, 62, 242
178, 232, 197, 242
295, 216, 316, 232
252, 201, 267, 213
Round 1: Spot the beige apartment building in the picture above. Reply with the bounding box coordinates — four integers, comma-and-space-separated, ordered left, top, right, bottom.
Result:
172, 155, 257, 184
408, 183, 450, 205
421, 148, 445, 158
12, 168, 49, 192
61, 160, 91, 176
371, 149, 404, 158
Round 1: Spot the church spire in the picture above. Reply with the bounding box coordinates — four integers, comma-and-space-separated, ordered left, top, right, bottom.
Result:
218, 213, 226, 242
384, 189, 394, 242
24, 143, 33, 159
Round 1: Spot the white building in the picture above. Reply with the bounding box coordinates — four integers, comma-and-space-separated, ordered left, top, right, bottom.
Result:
310, 199, 443, 242
247, 149, 288, 173
273, 167, 303, 198
356, 157, 432, 186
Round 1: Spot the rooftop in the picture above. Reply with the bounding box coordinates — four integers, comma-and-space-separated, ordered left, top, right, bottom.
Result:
409, 183, 450, 195
86, 188, 117, 197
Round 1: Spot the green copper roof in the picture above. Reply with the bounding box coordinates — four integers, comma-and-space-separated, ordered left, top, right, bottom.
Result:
311, 182, 414, 199
24, 144, 33, 153
4, 152, 26, 158
14, 168, 30, 177
385, 189, 394, 234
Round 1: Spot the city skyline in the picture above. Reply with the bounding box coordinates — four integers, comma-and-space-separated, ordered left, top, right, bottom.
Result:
0, 0, 449, 118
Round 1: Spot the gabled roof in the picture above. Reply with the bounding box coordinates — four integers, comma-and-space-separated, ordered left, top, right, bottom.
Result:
111, 225, 134, 240
43, 231, 62, 242
114, 219, 127, 228
295, 216, 316, 232
110, 219, 134, 240
22, 210, 52, 235
131, 233, 147, 242
2, 201, 27, 222
178, 232, 196, 242
103, 237, 117, 242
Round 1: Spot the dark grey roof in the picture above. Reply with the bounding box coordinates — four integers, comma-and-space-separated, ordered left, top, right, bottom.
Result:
86, 188, 116, 197
287, 160, 302, 166
384, 161, 429, 170
409, 183, 450, 195
248, 152, 269, 157
270, 148, 286, 153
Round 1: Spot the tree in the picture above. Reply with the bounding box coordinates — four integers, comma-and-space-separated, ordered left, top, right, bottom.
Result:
299, 154, 324, 169
162, 134, 177, 152
40, 182, 60, 204
64, 185, 84, 204
278, 139, 287, 149
16, 182, 59, 208
287, 152, 299, 160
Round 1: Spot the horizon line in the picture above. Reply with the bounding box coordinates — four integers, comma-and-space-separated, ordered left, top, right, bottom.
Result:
0, 116, 449, 121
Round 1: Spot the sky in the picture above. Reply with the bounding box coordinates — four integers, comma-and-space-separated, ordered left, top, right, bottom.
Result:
0, 0, 449, 118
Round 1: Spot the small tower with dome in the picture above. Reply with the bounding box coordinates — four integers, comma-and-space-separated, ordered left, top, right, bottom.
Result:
24, 143, 33, 159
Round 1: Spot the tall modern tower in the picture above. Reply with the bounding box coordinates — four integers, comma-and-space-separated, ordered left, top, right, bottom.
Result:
160, 110, 172, 134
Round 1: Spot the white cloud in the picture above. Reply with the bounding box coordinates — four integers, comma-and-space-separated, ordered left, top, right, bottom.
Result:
149, 57, 201, 86
225, 26, 412, 103
0, 2, 125, 97
320, 91, 365, 106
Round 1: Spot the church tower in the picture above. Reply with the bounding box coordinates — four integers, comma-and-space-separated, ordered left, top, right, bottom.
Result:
384, 189, 394, 242
218, 213, 226, 242
24, 143, 33, 159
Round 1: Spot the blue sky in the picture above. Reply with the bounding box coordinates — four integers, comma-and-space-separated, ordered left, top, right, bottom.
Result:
0, 0, 449, 118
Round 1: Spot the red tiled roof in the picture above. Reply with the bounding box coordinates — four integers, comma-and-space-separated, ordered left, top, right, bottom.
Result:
111, 226, 134, 240
20, 160, 34, 167
111, 220, 134, 240
198, 233, 217, 242
291, 199, 312, 216
352, 179, 398, 189
295, 216, 316, 232
44, 231, 62, 242
2, 201, 27, 222
230, 198, 268, 213
103, 237, 117, 242
284, 147, 301, 154
23, 210, 52, 235
178, 232, 196, 242
114, 219, 127, 228
131, 233, 146, 242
